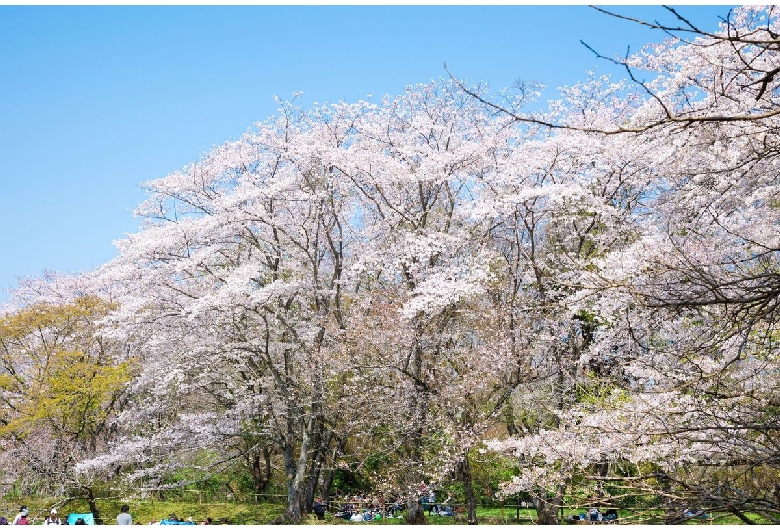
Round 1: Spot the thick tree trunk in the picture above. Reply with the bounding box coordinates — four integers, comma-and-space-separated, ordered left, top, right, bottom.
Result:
280, 448, 298, 523
304, 428, 331, 513
532, 484, 564, 525
283, 422, 313, 523
533, 498, 558, 525
302, 453, 318, 514
405, 495, 427, 525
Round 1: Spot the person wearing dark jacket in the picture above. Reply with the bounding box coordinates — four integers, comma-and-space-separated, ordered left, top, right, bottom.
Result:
312, 497, 327, 520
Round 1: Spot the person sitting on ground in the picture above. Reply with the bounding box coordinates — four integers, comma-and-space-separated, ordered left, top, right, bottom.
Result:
683, 507, 710, 519
387, 498, 404, 517
440, 494, 453, 516
43, 509, 61, 525
12, 507, 27, 526
426, 491, 438, 514
15, 510, 30, 526
312, 497, 326, 520
603, 508, 618, 522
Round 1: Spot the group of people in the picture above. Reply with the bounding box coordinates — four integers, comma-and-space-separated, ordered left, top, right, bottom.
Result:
330, 493, 404, 522
0, 505, 217, 526
322, 489, 454, 522
138, 512, 218, 525
567, 508, 619, 524
0, 506, 67, 525
421, 490, 453, 516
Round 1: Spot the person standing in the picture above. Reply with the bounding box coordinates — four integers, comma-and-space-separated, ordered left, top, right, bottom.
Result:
11, 507, 26, 526
117, 505, 132, 525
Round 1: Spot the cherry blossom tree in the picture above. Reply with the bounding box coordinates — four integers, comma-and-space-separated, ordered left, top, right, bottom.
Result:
481, 5, 780, 524
327, 80, 532, 523
81, 79, 543, 524
80, 96, 370, 522
12, 7, 780, 524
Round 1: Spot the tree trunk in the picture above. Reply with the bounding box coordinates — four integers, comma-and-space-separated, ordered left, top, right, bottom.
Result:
283, 422, 313, 523
317, 436, 346, 502
84, 488, 103, 525
405, 495, 427, 525
533, 498, 558, 525
532, 484, 564, 525
249, 447, 272, 494
459, 455, 479, 525
403, 339, 428, 525
304, 428, 331, 514
304, 465, 319, 516
301, 324, 328, 516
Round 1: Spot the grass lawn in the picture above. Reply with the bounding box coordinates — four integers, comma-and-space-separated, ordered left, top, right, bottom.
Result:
0, 497, 768, 525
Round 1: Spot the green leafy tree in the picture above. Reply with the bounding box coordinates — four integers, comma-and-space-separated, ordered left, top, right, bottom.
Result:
0, 295, 131, 507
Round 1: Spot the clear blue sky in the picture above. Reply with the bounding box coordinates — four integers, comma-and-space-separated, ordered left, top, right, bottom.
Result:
0, 5, 734, 303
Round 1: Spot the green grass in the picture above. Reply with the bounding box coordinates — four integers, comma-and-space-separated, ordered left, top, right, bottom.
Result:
0, 497, 770, 525
0, 497, 284, 525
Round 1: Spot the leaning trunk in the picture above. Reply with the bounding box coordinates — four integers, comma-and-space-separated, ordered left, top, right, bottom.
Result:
85, 489, 102, 525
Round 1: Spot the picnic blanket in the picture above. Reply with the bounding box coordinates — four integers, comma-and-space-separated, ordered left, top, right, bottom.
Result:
66, 513, 95, 525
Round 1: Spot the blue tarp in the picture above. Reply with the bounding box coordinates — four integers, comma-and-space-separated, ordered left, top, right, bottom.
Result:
66, 513, 95, 525
159, 520, 196, 525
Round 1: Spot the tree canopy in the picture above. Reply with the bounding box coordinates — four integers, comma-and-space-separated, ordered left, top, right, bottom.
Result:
4, 5, 780, 525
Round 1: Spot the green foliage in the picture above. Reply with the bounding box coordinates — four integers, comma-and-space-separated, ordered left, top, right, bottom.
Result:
452, 450, 520, 507
331, 468, 373, 495
0, 296, 131, 443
